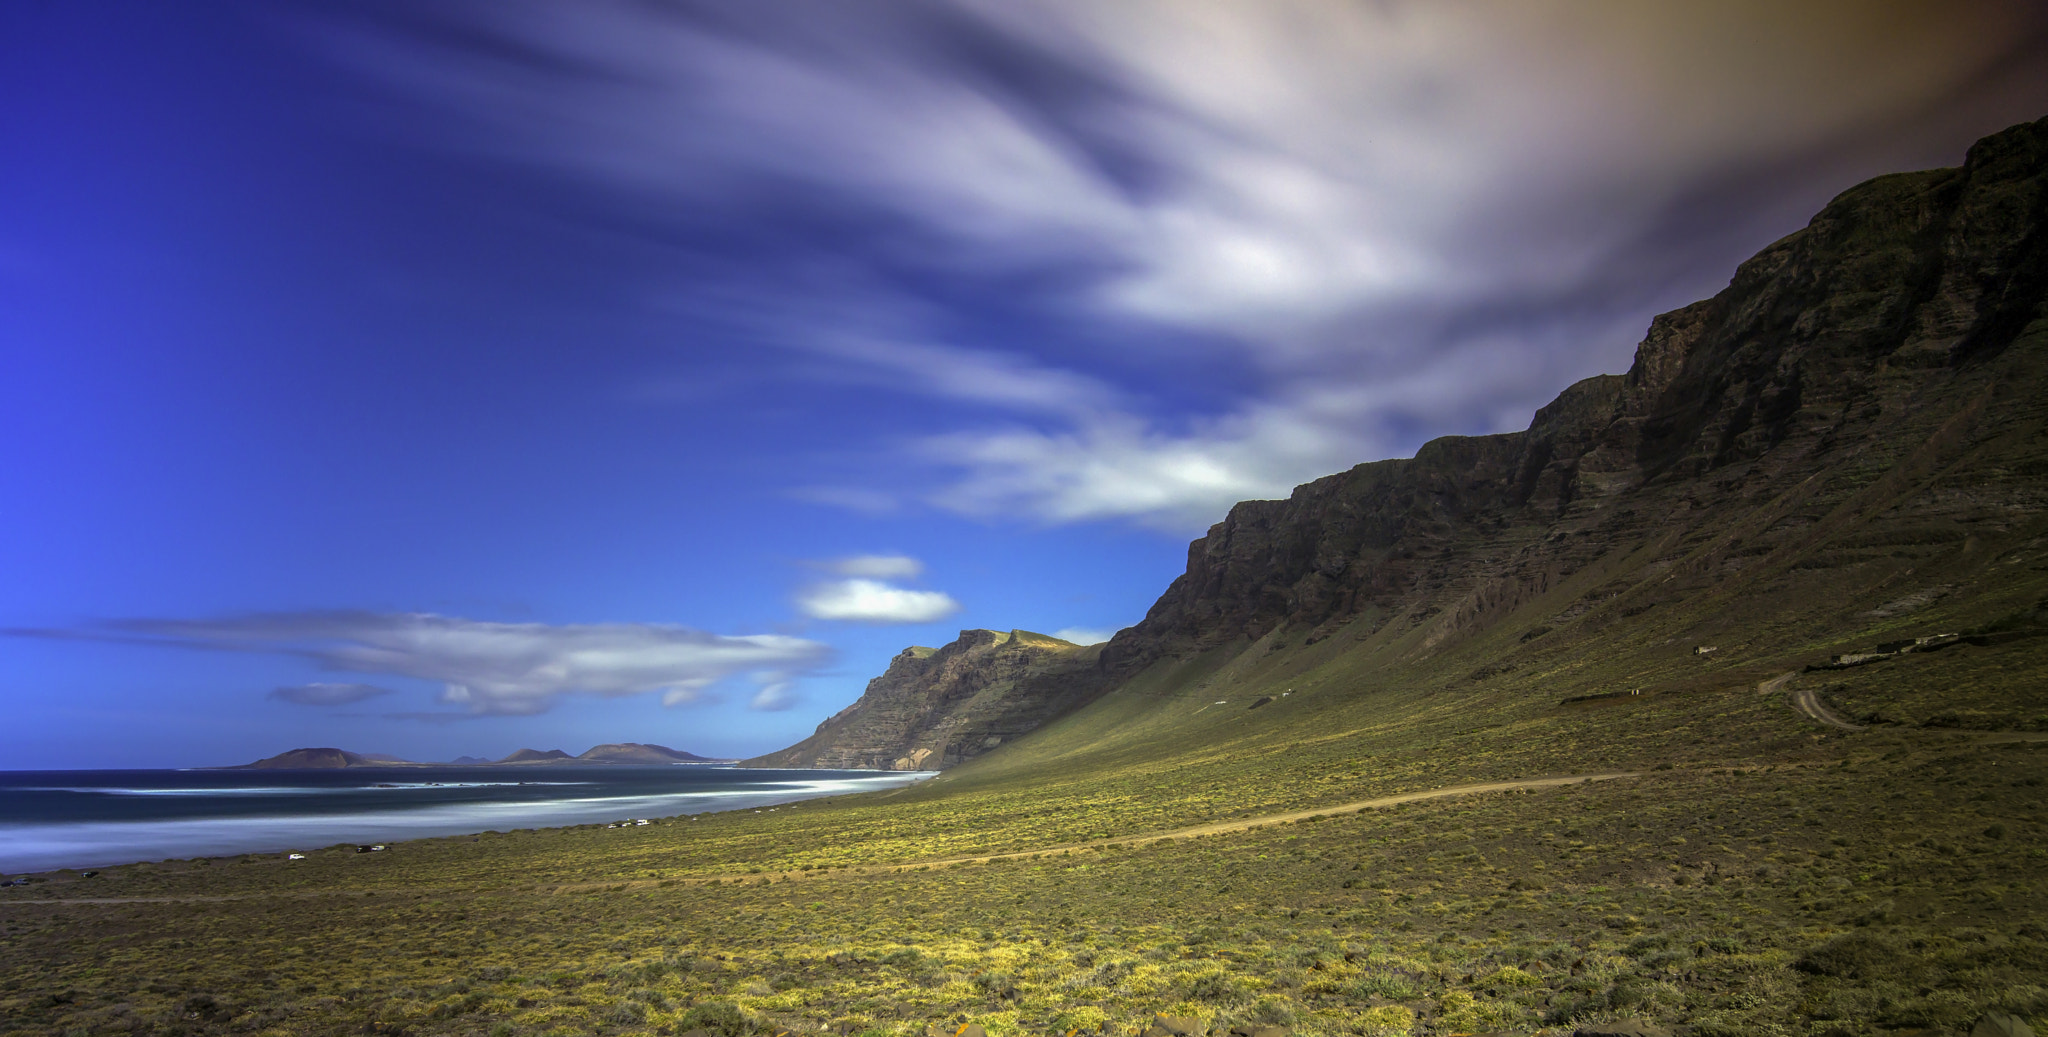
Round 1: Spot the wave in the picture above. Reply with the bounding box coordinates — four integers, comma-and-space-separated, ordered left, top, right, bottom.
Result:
18, 781, 603, 796
0, 772, 932, 873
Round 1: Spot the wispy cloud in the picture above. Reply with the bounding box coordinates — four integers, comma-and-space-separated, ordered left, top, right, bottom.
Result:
796, 579, 962, 625
270, 681, 393, 706
822, 555, 925, 580
15, 612, 829, 717
309, 0, 2048, 529
1052, 627, 1115, 646
748, 673, 799, 712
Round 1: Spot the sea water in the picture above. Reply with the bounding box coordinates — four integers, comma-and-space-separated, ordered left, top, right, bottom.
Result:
0, 766, 931, 873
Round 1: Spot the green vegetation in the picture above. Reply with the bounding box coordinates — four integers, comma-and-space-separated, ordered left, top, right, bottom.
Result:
3, 620, 2044, 1036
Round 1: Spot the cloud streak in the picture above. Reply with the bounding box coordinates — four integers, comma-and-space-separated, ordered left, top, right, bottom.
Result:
822, 555, 925, 580
20, 612, 830, 717
311, 0, 2048, 529
270, 681, 393, 706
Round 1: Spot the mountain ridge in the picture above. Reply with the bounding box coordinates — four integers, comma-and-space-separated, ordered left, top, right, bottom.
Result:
228, 742, 728, 768
1097, 114, 2048, 684
759, 113, 2048, 771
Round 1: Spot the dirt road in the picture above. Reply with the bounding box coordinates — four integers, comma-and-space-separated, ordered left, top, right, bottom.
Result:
1762, 670, 1863, 731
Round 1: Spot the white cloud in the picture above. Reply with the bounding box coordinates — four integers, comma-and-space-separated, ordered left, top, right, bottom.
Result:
921, 404, 1363, 529
313, 0, 2048, 529
1052, 627, 1115, 646
269, 681, 393, 706
825, 555, 925, 579
796, 579, 962, 624
75, 612, 829, 717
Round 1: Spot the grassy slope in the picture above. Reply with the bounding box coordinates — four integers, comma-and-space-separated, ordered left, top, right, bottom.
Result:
3, 401, 2045, 1036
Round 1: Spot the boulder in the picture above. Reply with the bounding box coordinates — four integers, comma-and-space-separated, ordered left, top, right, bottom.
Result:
925, 1024, 988, 1037
1248, 696, 1274, 710
1974, 1011, 2036, 1037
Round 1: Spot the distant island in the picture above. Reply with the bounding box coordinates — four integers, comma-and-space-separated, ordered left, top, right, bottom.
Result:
227, 743, 730, 769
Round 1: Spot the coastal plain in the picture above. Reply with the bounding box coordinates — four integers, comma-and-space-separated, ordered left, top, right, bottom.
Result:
3, 619, 2045, 1036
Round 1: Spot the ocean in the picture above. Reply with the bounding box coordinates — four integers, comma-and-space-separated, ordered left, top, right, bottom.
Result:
0, 765, 931, 874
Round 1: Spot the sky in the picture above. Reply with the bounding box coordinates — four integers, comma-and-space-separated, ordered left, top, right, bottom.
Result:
4, 1, 2046, 769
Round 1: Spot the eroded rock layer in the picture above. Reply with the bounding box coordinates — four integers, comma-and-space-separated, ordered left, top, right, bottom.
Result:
743, 630, 1101, 770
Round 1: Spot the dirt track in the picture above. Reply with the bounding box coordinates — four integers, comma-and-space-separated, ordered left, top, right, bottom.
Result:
629, 773, 1644, 887
1762, 670, 1864, 731
0, 773, 1638, 905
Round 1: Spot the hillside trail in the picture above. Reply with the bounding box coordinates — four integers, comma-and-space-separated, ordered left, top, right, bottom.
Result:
0, 773, 1636, 906
11, 740, 2038, 907
1762, 670, 1865, 731
1763, 669, 2048, 740
877, 772, 1641, 873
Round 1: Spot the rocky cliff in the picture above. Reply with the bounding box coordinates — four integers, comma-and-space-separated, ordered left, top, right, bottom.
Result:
1100, 114, 2048, 680
760, 115, 2048, 771
743, 629, 1101, 770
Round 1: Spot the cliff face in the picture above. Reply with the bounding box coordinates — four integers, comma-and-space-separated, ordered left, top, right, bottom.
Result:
756, 116, 2048, 772
1100, 115, 2048, 677
743, 629, 1101, 770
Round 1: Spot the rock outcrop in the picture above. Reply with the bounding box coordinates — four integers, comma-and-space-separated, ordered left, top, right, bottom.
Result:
743, 629, 1102, 770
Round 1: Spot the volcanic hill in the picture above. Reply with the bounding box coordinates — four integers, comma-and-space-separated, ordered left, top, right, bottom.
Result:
744, 629, 1098, 770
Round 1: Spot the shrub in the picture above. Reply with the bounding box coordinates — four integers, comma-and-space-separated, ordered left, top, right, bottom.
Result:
1352, 1004, 1414, 1037
1795, 931, 1901, 979
1489, 966, 1541, 989
679, 1001, 756, 1037
1242, 996, 1295, 1027
974, 971, 1020, 1001
1355, 972, 1421, 1001
1181, 971, 1249, 1005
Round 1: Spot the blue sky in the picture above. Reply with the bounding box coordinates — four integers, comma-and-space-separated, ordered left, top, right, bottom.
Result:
4, 1, 2046, 768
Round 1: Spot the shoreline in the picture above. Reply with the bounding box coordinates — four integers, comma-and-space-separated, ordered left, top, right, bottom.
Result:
0, 767, 934, 875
